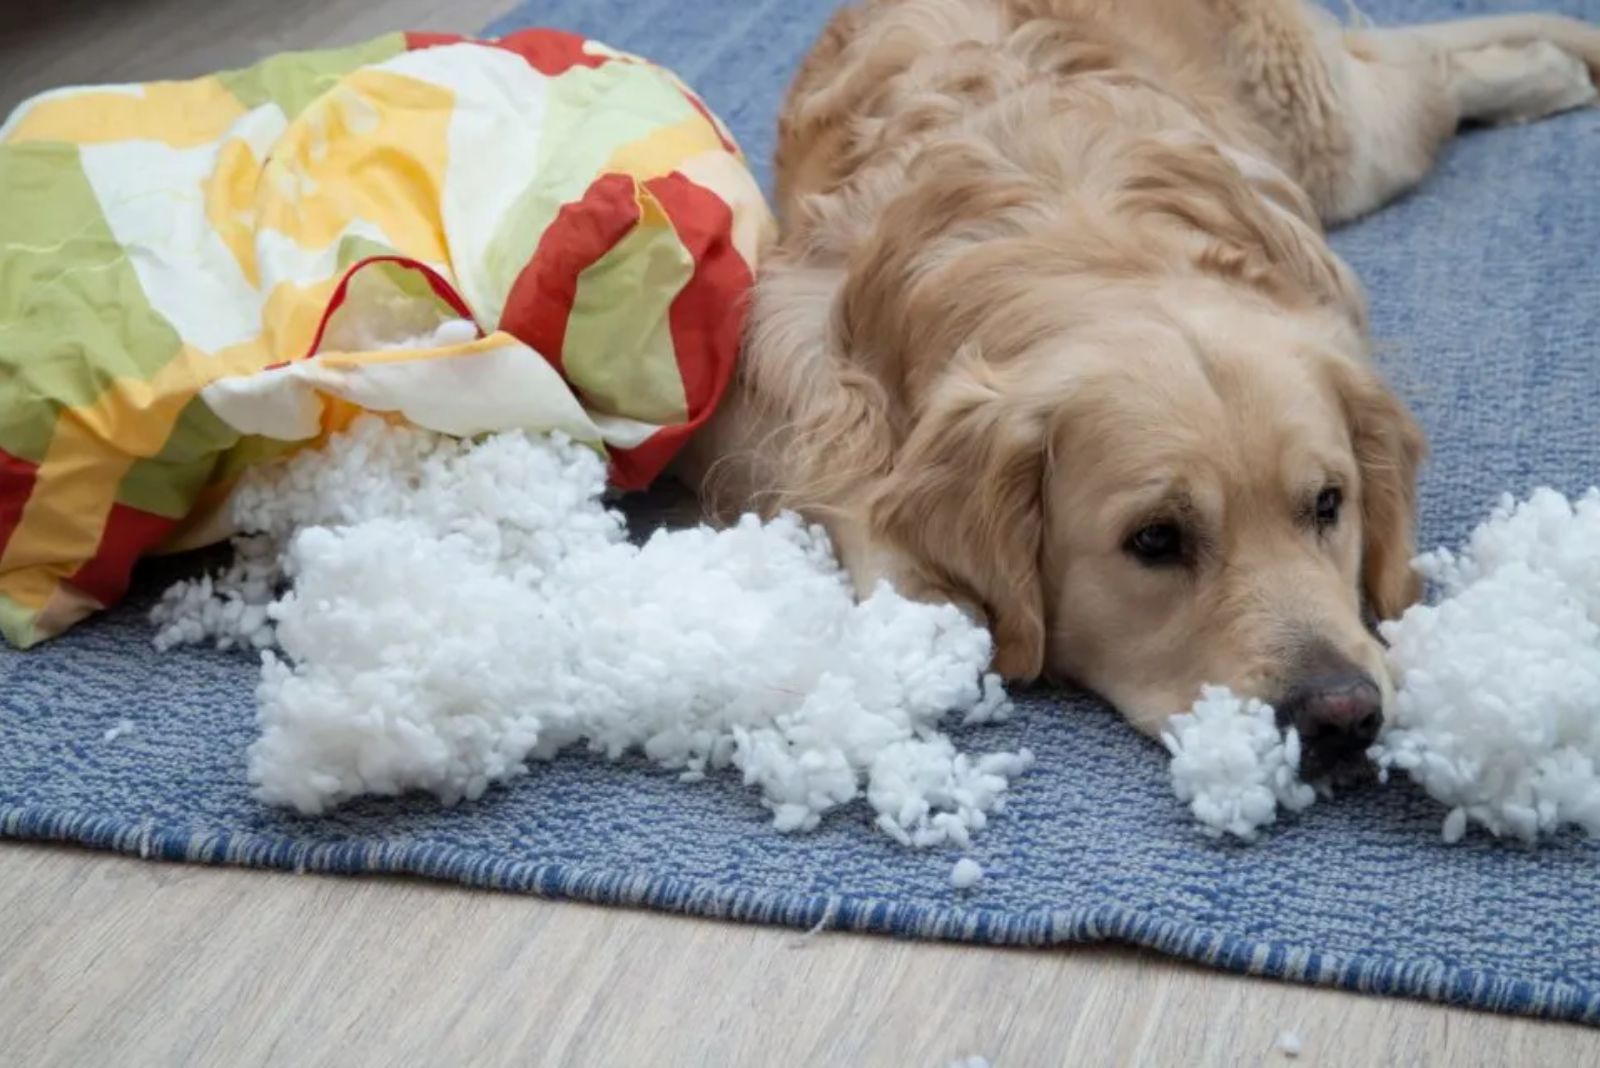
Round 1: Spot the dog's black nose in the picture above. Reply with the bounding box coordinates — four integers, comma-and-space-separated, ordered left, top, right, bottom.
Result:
1275, 667, 1383, 775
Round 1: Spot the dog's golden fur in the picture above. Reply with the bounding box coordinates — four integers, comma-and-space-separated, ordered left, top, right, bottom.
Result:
682, 0, 1600, 735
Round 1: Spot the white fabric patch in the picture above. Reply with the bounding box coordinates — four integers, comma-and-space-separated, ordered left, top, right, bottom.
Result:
253, 217, 415, 296
374, 44, 550, 328
78, 105, 284, 354
204, 319, 602, 447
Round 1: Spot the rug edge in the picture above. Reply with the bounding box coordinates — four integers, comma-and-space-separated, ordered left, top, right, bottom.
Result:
5, 803, 1596, 1027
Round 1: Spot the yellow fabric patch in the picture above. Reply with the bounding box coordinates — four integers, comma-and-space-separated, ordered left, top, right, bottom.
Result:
205, 136, 266, 287
0, 342, 268, 576
604, 113, 727, 183
5, 79, 248, 149
257, 71, 452, 265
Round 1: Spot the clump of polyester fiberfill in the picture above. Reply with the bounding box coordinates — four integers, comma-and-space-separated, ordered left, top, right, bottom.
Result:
949, 857, 984, 889
1163, 686, 1316, 841
154, 417, 1030, 847
1373, 488, 1600, 843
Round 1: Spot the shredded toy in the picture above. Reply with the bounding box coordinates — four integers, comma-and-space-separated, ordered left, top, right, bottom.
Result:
0, 29, 770, 648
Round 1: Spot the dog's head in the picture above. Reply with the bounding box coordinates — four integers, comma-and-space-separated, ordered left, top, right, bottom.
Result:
778, 128, 1425, 775
858, 288, 1421, 773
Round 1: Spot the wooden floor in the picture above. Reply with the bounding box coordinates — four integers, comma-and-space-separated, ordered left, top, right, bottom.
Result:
0, 0, 518, 116
1, 843, 1595, 1067
2, 1, 1597, 1064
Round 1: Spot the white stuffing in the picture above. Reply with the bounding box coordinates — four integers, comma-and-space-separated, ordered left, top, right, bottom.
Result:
102, 718, 135, 743
1163, 686, 1316, 841
1373, 488, 1600, 843
1276, 1029, 1303, 1057
153, 417, 1030, 846
949, 857, 984, 889
947, 1058, 991, 1068
151, 534, 281, 651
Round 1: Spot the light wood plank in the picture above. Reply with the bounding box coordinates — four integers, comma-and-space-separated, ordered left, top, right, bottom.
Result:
2, 844, 1595, 1066
0, 0, 518, 116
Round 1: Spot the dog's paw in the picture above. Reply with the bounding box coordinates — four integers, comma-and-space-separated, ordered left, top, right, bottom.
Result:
1455, 40, 1598, 125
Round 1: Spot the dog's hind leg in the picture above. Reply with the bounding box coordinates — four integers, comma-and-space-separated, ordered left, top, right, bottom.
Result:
1314, 12, 1600, 222
1203, 1, 1600, 224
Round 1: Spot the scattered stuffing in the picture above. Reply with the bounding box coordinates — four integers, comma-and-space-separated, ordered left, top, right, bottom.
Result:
102, 718, 135, 743
150, 534, 281, 652
949, 857, 985, 889
1374, 488, 1600, 843
1163, 686, 1316, 841
1276, 1030, 1303, 1058
154, 417, 1031, 846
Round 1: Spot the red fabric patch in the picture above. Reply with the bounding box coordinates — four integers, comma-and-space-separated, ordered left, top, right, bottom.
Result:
604, 426, 694, 494
0, 447, 39, 563
405, 29, 610, 77
302, 255, 480, 360
403, 31, 466, 52
499, 173, 641, 376
492, 28, 611, 76
66, 503, 181, 607
604, 173, 753, 491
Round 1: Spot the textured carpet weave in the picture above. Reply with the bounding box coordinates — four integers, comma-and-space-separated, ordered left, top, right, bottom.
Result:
5, 0, 1600, 1024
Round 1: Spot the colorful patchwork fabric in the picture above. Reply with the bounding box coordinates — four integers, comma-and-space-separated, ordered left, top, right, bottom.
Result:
0, 29, 773, 648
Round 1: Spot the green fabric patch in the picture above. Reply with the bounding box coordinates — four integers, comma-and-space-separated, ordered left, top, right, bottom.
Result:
562, 215, 690, 425
115, 396, 239, 519
336, 234, 440, 303
0, 142, 182, 461
214, 434, 298, 485
0, 592, 37, 649
218, 33, 408, 119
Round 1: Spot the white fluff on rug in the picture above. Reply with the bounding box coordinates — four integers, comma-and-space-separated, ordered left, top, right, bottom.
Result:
153, 417, 1029, 846
949, 857, 984, 889
1163, 686, 1316, 841
1373, 488, 1600, 843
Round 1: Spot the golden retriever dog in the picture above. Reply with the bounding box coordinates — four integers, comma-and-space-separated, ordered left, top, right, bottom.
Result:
679, 0, 1600, 776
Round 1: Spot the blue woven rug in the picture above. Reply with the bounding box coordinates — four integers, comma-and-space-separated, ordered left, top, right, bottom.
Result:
6, 0, 1600, 1025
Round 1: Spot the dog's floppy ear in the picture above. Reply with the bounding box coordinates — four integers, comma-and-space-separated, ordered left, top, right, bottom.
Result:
869, 348, 1048, 679
1331, 358, 1427, 620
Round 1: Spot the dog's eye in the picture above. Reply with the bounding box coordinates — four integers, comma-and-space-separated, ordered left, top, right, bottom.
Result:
1125, 522, 1184, 565
1315, 486, 1343, 529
